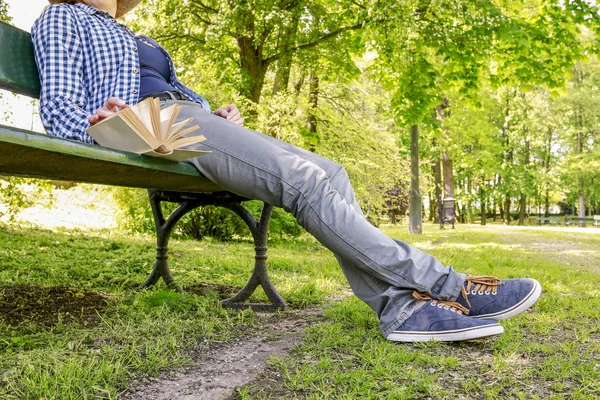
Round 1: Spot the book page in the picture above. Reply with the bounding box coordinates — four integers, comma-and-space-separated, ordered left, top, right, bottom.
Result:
165, 122, 202, 147
149, 98, 163, 145
128, 98, 155, 137
86, 114, 154, 153
119, 108, 160, 149
169, 131, 205, 150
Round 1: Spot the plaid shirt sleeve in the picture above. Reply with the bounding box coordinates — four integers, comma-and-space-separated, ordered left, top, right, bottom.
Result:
31, 5, 93, 143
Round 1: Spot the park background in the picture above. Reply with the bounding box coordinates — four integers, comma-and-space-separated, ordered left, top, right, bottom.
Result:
1, 0, 600, 399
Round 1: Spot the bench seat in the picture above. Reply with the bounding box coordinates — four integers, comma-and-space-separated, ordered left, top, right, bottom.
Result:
0, 125, 222, 193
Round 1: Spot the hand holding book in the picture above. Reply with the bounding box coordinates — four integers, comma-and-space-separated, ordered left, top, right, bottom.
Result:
86, 97, 210, 162
88, 97, 128, 126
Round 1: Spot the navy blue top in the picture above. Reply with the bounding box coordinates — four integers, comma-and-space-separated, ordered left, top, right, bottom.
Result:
136, 37, 179, 98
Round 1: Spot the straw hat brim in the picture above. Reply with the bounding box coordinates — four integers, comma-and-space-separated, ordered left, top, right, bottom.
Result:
116, 0, 142, 18
47, 1, 142, 18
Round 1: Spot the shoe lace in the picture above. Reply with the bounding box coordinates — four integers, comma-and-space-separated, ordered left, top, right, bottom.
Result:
412, 291, 470, 315
461, 275, 504, 307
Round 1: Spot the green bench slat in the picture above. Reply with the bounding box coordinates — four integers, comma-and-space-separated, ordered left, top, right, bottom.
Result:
0, 125, 223, 192
0, 21, 40, 98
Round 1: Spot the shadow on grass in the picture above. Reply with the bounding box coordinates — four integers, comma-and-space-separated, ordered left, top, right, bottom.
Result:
0, 285, 109, 328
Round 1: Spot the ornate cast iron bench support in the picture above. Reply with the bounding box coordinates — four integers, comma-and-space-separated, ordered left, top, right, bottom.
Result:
140, 190, 286, 311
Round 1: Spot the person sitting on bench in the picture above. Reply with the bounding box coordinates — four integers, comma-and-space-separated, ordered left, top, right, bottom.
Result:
31, 0, 542, 342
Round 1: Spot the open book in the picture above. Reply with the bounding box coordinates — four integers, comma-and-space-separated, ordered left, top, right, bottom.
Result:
86, 97, 210, 162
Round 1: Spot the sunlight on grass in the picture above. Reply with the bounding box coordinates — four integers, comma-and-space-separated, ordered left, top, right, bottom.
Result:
240, 224, 600, 399
0, 184, 118, 230
1, 223, 600, 398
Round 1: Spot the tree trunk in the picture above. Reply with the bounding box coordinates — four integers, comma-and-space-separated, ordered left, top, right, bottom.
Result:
409, 125, 422, 234
502, 92, 513, 225
238, 36, 268, 104
271, 12, 300, 95
434, 157, 442, 224
442, 151, 455, 200
543, 129, 552, 216
307, 71, 319, 132
428, 194, 435, 222
480, 185, 487, 226
465, 177, 473, 224
577, 131, 586, 225
496, 175, 502, 222
305, 70, 319, 151
518, 193, 527, 225
503, 197, 511, 225
518, 140, 530, 225
435, 101, 453, 225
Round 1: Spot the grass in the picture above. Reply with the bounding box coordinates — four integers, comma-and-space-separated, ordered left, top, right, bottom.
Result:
236, 225, 600, 399
0, 224, 344, 399
1, 222, 600, 398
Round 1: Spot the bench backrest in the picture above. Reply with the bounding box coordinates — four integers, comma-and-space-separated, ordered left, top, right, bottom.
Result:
0, 21, 40, 98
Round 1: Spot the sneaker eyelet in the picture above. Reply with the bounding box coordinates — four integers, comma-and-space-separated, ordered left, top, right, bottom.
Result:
471, 290, 477, 295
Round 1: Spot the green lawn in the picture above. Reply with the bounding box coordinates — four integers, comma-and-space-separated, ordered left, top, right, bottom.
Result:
1, 223, 599, 399
239, 225, 600, 399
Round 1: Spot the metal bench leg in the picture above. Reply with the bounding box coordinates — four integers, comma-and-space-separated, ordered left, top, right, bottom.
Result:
140, 190, 197, 293
220, 203, 286, 311
140, 190, 285, 311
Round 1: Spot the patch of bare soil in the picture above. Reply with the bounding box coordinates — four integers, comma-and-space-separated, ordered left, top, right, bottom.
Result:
0, 285, 109, 328
121, 308, 324, 400
185, 283, 243, 300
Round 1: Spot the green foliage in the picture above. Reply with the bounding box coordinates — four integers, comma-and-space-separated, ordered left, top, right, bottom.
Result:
129, 0, 365, 104
0, 178, 54, 221
111, 187, 304, 240
111, 187, 156, 234
0, 0, 10, 23
125, 0, 408, 215
243, 200, 304, 239
178, 205, 248, 241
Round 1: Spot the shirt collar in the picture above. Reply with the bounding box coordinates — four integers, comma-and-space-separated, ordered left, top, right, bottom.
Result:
74, 3, 112, 18
73, 3, 136, 36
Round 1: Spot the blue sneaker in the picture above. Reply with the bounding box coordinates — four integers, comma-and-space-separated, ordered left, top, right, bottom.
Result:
387, 292, 504, 342
456, 276, 542, 320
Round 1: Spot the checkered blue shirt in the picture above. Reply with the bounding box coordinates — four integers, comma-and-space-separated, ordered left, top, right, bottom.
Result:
31, 3, 211, 144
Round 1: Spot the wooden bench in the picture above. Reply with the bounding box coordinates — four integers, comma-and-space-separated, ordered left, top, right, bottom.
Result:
565, 216, 596, 227
595, 215, 600, 228
0, 21, 284, 311
535, 217, 561, 226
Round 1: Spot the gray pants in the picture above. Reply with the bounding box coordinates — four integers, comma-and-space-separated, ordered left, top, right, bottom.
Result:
168, 99, 466, 338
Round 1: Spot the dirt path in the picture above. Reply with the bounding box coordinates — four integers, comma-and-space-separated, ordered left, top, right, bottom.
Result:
120, 308, 324, 400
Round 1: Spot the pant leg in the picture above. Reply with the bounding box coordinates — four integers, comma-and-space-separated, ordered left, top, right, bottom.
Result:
251, 133, 444, 336
171, 100, 465, 336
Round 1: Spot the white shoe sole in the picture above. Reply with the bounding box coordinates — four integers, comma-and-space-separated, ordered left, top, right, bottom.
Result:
475, 279, 542, 320
386, 324, 504, 342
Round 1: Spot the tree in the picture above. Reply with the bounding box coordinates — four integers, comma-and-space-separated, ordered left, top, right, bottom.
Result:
557, 57, 600, 221
130, 0, 367, 105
